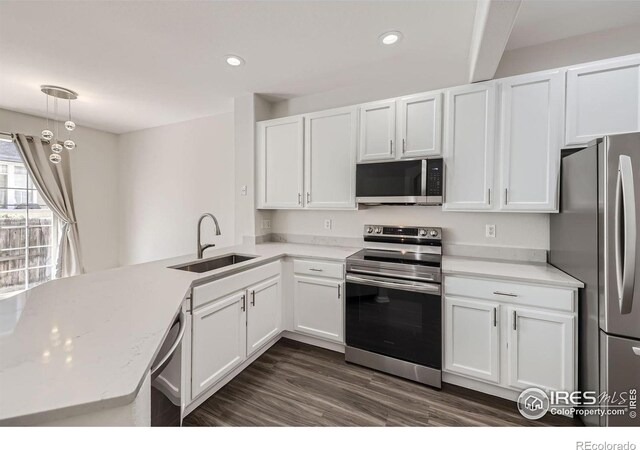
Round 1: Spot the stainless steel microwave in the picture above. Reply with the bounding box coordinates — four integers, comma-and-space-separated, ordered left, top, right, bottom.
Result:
356, 159, 443, 205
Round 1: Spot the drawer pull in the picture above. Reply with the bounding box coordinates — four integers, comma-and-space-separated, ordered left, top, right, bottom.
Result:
241, 294, 246, 312
493, 291, 518, 297
309, 268, 323, 272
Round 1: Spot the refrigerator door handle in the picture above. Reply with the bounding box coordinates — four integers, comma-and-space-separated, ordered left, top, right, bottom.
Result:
615, 155, 637, 315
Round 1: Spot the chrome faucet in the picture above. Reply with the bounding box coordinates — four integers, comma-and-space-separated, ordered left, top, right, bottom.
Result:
197, 213, 221, 259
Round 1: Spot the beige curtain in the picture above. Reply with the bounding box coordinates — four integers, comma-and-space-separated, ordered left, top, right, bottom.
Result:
15, 134, 84, 278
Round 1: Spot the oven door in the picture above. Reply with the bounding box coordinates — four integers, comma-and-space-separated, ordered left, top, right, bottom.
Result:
345, 273, 442, 369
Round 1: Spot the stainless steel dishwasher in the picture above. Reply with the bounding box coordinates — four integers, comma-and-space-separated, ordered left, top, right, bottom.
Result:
150, 309, 186, 426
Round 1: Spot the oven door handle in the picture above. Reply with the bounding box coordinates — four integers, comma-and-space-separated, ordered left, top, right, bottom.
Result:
346, 274, 441, 295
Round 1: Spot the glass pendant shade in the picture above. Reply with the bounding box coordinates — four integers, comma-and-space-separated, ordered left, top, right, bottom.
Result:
65, 120, 76, 131
63, 140, 76, 150
51, 143, 63, 153
49, 153, 62, 164
42, 129, 53, 140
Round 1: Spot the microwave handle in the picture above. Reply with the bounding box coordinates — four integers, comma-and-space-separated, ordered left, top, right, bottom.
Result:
421, 159, 427, 197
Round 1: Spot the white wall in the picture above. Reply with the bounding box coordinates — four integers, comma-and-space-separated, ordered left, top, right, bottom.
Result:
0, 108, 119, 273
496, 23, 640, 78
272, 208, 549, 250
117, 113, 235, 265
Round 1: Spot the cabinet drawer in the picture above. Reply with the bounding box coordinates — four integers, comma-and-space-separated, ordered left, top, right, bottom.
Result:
293, 259, 344, 279
444, 276, 575, 312
192, 260, 281, 310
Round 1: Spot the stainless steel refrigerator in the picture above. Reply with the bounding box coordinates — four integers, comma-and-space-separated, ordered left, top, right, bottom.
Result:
550, 133, 640, 426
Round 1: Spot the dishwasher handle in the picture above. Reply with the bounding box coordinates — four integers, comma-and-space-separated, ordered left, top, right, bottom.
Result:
151, 310, 186, 378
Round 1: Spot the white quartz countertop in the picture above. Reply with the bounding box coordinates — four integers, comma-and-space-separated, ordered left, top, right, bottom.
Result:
442, 256, 584, 288
0, 242, 359, 425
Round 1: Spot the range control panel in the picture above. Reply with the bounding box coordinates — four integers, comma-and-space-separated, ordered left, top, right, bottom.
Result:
363, 225, 442, 240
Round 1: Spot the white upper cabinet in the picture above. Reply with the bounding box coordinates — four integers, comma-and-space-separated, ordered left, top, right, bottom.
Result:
498, 70, 565, 212
304, 107, 357, 209
566, 55, 640, 145
357, 99, 396, 162
396, 92, 442, 158
443, 83, 496, 211
256, 116, 304, 208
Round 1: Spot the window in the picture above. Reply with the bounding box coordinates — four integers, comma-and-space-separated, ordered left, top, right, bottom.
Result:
0, 138, 59, 296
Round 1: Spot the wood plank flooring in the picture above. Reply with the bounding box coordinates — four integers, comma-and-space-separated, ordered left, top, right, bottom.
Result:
183, 338, 581, 427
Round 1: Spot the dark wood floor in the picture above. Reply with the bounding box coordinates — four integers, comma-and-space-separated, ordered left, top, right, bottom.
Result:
184, 338, 581, 427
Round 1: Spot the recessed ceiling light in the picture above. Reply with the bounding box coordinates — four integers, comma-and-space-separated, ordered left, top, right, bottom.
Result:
225, 55, 245, 67
379, 31, 403, 45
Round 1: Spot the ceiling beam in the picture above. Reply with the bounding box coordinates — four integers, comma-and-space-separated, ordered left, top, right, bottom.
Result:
468, 0, 522, 83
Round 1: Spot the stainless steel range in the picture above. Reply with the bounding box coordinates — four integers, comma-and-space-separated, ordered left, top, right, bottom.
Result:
345, 225, 442, 388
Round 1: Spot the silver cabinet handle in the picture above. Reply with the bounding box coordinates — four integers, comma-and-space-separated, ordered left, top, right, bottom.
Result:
307, 192, 310, 203
251, 290, 256, 306
337, 284, 341, 299
615, 155, 636, 315
488, 188, 491, 206
151, 311, 186, 377
505, 188, 508, 205
513, 311, 517, 331
402, 138, 406, 154
493, 307, 497, 327
390, 140, 393, 154
298, 193, 302, 205
309, 268, 323, 272
241, 294, 246, 312
493, 291, 518, 297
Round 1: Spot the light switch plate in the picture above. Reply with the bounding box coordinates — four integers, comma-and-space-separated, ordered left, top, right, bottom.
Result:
241, 185, 247, 196
324, 219, 332, 230
486, 224, 496, 238
261, 219, 271, 230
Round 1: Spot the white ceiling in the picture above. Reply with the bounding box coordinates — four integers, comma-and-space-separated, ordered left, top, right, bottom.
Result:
0, 1, 477, 134
507, 0, 640, 51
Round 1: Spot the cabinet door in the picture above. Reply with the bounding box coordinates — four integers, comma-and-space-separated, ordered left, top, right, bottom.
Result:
191, 291, 247, 399
304, 107, 357, 209
499, 70, 565, 212
397, 92, 442, 158
247, 276, 282, 356
357, 99, 396, 162
256, 117, 304, 208
507, 306, 574, 392
566, 55, 640, 145
293, 276, 343, 343
444, 296, 500, 383
443, 83, 496, 211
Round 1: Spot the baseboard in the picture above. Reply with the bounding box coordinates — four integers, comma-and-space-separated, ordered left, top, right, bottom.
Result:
442, 371, 520, 402
281, 331, 345, 353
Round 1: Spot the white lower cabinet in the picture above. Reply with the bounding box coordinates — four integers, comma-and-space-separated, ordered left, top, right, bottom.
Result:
191, 290, 247, 398
444, 297, 500, 383
507, 306, 574, 392
444, 275, 577, 400
293, 275, 343, 343
190, 261, 282, 401
246, 276, 282, 356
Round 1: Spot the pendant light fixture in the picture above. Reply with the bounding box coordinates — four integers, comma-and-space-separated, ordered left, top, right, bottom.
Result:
40, 85, 78, 164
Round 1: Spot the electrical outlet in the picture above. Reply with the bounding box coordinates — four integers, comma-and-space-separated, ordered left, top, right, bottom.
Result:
324, 219, 332, 230
261, 219, 271, 230
486, 224, 496, 238
240, 185, 247, 196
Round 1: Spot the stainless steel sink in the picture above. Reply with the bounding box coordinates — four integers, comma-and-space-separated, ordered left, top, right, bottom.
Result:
170, 254, 257, 273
